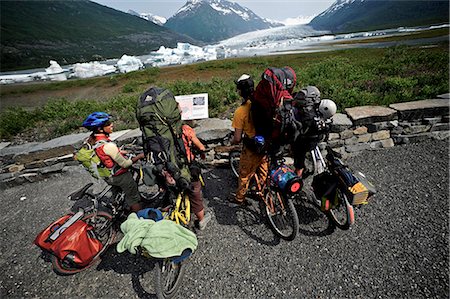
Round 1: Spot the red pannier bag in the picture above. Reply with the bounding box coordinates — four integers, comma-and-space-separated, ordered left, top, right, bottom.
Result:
34, 214, 103, 267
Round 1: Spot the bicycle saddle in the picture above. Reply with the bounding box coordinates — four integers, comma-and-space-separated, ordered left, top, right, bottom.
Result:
68, 183, 94, 201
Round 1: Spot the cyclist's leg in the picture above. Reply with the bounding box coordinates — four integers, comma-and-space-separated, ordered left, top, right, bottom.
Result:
255, 155, 269, 185
293, 137, 309, 177
187, 180, 204, 218
186, 175, 212, 229
235, 146, 263, 203
105, 171, 141, 211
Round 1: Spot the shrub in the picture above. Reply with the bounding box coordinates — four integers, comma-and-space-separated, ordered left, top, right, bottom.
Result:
1, 45, 448, 140
0, 107, 35, 138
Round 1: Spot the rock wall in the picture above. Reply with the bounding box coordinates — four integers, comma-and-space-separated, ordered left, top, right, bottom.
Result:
327, 95, 449, 157
1, 94, 448, 188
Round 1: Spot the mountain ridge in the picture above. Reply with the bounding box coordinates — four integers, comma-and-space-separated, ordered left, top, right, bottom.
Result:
164, 0, 282, 43
0, 0, 199, 71
309, 0, 449, 33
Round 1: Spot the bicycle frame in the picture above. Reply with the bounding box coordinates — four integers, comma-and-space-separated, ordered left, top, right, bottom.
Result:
311, 146, 326, 175
249, 162, 287, 215
167, 192, 191, 225
309, 145, 356, 229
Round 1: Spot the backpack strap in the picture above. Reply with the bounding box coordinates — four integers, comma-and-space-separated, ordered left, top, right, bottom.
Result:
93, 139, 121, 176
153, 112, 188, 167
93, 139, 109, 149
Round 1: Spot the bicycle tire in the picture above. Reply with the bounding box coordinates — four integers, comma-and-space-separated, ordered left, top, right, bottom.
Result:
229, 151, 240, 178
154, 259, 186, 299
327, 188, 355, 230
51, 210, 116, 275
264, 189, 299, 241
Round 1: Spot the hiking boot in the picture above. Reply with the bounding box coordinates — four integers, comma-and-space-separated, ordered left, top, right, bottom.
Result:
233, 199, 252, 207
228, 194, 251, 206
198, 213, 212, 230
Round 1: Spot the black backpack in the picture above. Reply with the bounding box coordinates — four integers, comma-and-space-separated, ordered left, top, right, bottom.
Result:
136, 87, 190, 189
293, 86, 331, 138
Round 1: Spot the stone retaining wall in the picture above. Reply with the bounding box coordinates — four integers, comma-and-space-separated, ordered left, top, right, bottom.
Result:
1, 94, 448, 188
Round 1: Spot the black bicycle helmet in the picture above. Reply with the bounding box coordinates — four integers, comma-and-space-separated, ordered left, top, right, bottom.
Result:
82, 112, 111, 131
235, 74, 254, 99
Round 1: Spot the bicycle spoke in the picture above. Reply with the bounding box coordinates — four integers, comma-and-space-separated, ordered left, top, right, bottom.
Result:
264, 189, 299, 240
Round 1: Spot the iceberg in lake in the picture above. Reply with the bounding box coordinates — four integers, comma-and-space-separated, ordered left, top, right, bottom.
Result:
45, 60, 67, 81
117, 54, 143, 73
72, 61, 116, 78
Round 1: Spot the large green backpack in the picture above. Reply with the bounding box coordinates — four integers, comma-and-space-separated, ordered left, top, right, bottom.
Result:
136, 87, 190, 187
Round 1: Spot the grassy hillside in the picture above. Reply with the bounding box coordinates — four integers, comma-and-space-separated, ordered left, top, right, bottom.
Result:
310, 0, 449, 33
0, 0, 199, 71
0, 42, 448, 141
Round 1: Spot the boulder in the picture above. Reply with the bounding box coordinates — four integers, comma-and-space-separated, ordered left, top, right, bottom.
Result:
389, 99, 450, 121
195, 118, 232, 143
345, 106, 397, 126
330, 113, 353, 132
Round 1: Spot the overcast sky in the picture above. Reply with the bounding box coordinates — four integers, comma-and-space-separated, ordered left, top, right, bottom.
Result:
92, 0, 335, 21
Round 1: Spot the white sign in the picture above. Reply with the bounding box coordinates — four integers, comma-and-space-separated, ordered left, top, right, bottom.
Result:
175, 93, 209, 120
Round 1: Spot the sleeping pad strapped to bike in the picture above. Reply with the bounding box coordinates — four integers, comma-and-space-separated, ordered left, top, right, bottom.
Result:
136, 87, 191, 193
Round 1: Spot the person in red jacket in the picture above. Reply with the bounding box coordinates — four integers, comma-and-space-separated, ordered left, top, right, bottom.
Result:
82, 112, 145, 212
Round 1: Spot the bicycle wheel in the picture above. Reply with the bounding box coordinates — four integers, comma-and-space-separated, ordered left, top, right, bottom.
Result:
327, 188, 355, 230
154, 259, 186, 299
264, 189, 299, 241
51, 210, 116, 275
229, 151, 240, 178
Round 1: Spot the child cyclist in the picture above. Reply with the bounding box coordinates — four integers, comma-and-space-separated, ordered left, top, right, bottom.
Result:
82, 112, 145, 212
181, 119, 212, 230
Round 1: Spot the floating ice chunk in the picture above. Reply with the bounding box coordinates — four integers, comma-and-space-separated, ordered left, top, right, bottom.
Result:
45, 60, 64, 74
72, 62, 116, 78
45, 60, 67, 81
116, 55, 143, 73
0, 74, 35, 84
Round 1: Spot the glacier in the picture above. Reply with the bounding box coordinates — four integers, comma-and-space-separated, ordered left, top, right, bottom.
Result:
0, 23, 448, 85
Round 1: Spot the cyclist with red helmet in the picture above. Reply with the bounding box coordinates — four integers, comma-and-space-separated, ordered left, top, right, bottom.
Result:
82, 112, 145, 212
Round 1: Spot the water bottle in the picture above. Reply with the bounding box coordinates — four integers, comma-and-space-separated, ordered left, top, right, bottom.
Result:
254, 135, 265, 146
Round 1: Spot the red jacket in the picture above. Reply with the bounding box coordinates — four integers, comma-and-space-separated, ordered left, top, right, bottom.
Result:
94, 134, 127, 176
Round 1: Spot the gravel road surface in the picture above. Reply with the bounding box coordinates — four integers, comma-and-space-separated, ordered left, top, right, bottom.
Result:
1, 140, 448, 298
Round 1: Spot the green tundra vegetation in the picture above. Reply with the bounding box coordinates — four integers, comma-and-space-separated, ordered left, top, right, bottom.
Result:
0, 43, 448, 141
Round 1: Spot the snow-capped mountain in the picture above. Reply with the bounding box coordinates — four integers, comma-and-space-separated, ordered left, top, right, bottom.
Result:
309, 0, 449, 33
127, 10, 167, 26
164, 0, 283, 43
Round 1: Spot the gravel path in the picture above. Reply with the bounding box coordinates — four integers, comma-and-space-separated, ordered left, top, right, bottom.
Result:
1, 139, 448, 298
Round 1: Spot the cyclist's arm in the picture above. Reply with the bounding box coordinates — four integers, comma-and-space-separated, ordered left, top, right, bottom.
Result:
231, 106, 245, 145
231, 128, 243, 145
191, 134, 206, 151
103, 143, 135, 168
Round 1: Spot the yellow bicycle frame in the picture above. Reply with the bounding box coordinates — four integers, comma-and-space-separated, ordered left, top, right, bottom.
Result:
168, 192, 191, 225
